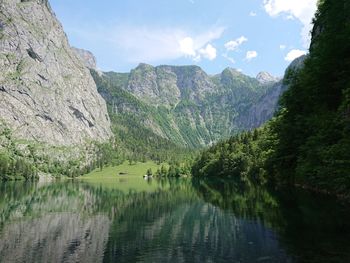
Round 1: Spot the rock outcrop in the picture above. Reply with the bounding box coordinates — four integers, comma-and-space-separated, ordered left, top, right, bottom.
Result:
72, 47, 97, 70
256, 71, 280, 84
0, 0, 112, 145
127, 64, 218, 107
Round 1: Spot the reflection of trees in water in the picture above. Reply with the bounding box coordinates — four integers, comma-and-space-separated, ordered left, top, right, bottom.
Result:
102, 179, 290, 263
192, 178, 283, 228
0, 180, 289, 263
0, 179, 350, 263
192, 178, 350, 263
270, 188, 350, 263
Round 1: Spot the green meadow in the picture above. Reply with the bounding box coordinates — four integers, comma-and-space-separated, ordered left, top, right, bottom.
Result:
78, 161, 168, 193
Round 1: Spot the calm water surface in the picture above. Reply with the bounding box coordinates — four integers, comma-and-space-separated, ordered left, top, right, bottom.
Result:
0, 177, 349, 263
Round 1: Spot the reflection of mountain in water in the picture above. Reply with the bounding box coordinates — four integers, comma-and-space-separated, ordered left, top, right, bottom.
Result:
0, 214, 109, 263
0, 178, 349, 263
0, 182, 111, 263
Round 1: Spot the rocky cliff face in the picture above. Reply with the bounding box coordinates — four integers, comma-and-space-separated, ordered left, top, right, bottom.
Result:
238, 81, 283, 129
0, 0, 112, 145
238, 55, 306, 129
127, 64, 217, 107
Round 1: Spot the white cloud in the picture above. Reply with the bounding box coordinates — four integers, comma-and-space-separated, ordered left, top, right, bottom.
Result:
179, 37, 196, 57
279, 44, 286, 50
249, 11, 257, 17
284, 49, 307, 61
199, 44, 217, 60
224, 36, 248, 51
222, 54, 235, 64
263, 0, 318, 47
246, 50, 258, 61
176, 27, 224, 62
85, 25, 225, 63
193, 55, 201, 62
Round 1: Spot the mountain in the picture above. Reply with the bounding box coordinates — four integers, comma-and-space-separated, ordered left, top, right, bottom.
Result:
92, 63, 281, 148
0, 0, 112, 146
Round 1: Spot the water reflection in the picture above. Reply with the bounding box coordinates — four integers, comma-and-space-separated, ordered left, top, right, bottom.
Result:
0, 178, 349, 263
193, 178, 350, 263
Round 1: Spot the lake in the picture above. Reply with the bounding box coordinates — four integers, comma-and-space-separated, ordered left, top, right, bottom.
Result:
0, 177, 349, 262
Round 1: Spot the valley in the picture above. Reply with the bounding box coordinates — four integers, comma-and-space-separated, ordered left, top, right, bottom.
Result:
0, 0, 349, 262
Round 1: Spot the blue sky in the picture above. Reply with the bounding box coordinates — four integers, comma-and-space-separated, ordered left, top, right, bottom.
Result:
50, 0, 317, 77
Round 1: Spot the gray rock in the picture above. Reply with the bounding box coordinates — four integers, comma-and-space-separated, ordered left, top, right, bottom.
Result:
0, 0, 112, 145
126, 63, 218, 107
238, 81, 283, 129
286, 55, 307, 73
256, 71, 280, 84
239, 56, 307, 129
72, 47, 97, 70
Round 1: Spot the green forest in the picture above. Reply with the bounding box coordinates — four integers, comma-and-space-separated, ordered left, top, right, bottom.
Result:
192, 0, 350, 198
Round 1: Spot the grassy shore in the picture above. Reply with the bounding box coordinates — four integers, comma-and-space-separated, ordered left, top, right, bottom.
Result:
78, 161, 167, 192
82, 161, 164, 178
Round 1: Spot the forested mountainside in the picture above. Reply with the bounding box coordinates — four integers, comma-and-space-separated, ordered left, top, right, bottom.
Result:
0, 0, 112, 180
192, 0, 350, 198
92, 63, 282, 148
90, 70, 193, 163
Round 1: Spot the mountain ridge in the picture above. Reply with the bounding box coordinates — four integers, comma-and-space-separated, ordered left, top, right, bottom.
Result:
91, 58, 286, 148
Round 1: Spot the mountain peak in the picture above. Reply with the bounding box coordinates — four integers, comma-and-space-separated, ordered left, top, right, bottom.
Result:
223, 67, 242, 74
136, 63, 154, 70
286, 55, 307, 73
256, 71, 280, 84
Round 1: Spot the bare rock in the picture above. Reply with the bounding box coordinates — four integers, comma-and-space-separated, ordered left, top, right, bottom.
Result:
0, 0, 112, 145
